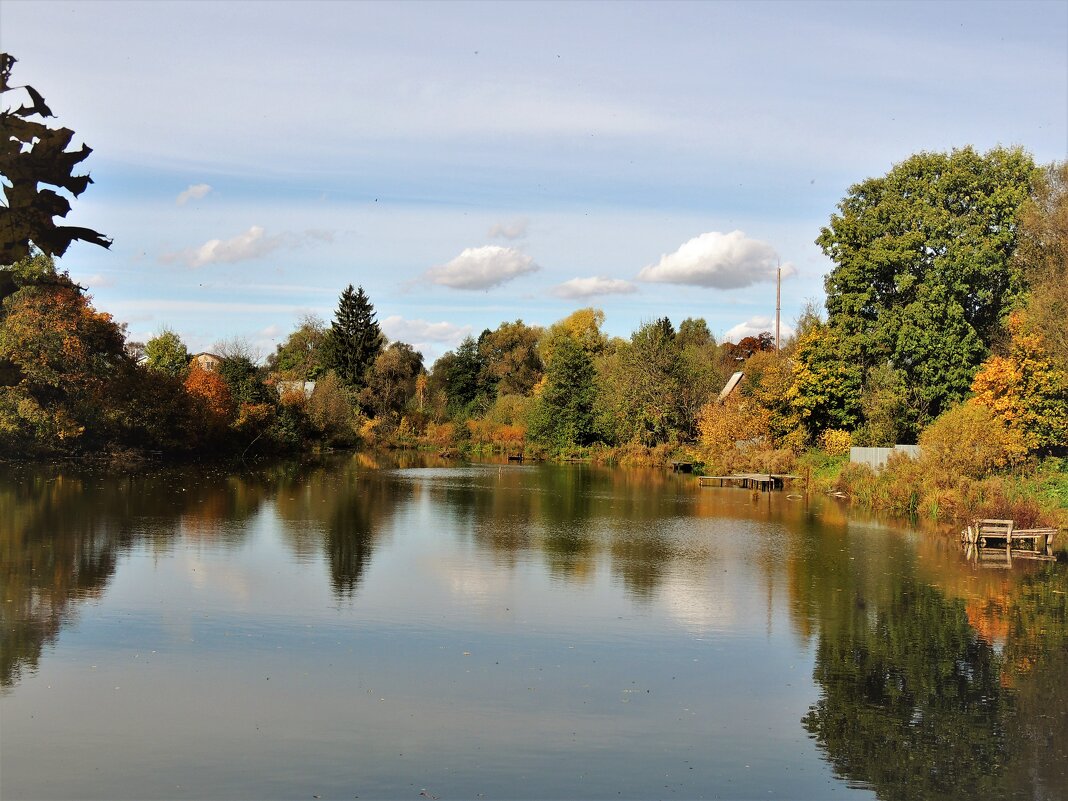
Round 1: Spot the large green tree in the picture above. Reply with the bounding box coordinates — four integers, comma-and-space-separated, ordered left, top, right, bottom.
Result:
528, 334, 597, 449
324, 285, 383, 391
0, 54, 110, 262
817, 146, 1037, 428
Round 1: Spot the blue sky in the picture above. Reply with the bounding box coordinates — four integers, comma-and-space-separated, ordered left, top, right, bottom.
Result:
3, 0, 1066, 361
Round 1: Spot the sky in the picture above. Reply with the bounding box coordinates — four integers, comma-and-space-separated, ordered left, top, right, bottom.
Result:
2, 0, 1066, 362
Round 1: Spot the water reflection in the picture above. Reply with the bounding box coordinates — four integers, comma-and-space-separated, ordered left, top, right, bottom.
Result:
1, 456, 1065, 800
794, 516, 1068, 800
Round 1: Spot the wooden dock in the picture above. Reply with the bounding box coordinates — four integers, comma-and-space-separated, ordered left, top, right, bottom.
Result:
698, 473, 799, 491
962, 519, 1058, 551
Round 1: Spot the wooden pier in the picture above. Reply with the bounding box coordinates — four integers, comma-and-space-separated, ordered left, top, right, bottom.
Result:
962, 518, 1058, 550
961, 518, 1059, 567
698, 473, 798, 491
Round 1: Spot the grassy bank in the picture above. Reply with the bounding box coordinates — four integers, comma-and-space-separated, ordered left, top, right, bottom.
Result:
799, 452, 1068, 529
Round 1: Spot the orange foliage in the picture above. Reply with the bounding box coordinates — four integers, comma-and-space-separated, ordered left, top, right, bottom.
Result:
184, 365, 233, 435
970, 314, 1068, 451
0, 283, 125, 389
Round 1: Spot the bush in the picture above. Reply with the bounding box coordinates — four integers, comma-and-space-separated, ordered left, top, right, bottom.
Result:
918, 402, 1027, 479
818, 428, 852, 456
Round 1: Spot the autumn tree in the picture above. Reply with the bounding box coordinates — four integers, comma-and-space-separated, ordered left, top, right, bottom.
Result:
1016, 161, 1068, 373
539, 307, 607, 366
0, 258, 129, 449
0, 54, 110, 262
183, 364, 234, 443
363, 342, 423, 420
477, 319, 543, 398
970, 315, 1068, 453
324, 285, 383, 390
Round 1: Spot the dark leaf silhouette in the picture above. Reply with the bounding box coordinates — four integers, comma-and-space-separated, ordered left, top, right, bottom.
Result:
0, 53, 111, 262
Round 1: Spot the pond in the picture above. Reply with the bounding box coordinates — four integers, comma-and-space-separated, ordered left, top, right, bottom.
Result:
1, 454, 1066, 800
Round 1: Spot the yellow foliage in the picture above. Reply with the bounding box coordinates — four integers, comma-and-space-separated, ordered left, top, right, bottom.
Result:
970, 318, 1068, 451
818, 428, 852, 456
697, 395, 771, 460
918, 401, 1027, 479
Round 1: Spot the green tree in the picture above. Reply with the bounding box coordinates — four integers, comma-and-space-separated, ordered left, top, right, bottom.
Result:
0, 54, 110, 262
143, 328, 189, 377
528, 335, 597, 449
437, 336, 484, 419
597, 318, 686, 445
324, 285, 383, 390
676, 316, 714, 350
788, 324, 863, 442
268, 314, 328, 380
855, 362, 910, 447
817, 146, 1037, 426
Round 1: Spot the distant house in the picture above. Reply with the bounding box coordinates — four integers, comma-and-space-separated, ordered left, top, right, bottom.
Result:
190, 352, 223, 372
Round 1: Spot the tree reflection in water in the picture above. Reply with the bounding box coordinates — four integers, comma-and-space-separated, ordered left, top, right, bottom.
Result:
2, 456, 1066, 801
797, 518, 1068, 801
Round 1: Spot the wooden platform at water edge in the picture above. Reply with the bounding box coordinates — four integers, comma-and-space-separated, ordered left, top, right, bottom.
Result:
698, 473, 799, 491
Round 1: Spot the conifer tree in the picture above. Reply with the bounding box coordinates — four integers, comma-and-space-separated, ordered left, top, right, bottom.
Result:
325, 284, 383, 390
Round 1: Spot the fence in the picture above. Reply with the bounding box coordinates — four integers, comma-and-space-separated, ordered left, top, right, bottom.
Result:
849, 445, 922, 470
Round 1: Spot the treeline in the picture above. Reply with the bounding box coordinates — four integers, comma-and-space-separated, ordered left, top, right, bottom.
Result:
2, 148, 1066, 506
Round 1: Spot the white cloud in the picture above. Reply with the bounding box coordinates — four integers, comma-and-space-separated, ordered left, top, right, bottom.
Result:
723, 315, 795, 343
550, 276, 637, 299
637, 230, 795, 289
380, 315, 472, 345
259, 324, 283, 338
176, 183, 212, 205
82, 273, 114, 288
161, 226, 333, 268
487, 218, 528, 240
425, 245, 539, 290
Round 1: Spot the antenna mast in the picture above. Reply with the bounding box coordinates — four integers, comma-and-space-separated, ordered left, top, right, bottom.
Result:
775, 261, 781, 352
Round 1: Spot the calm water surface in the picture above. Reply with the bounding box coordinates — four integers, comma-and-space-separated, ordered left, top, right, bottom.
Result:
1, 454, 1066, 800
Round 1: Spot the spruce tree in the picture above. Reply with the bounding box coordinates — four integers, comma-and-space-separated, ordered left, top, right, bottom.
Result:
326, 284, 383, 390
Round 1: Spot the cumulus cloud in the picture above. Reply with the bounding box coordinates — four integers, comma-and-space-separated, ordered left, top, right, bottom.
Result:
487, 218, 528, 240
161, 226, 333, 268
176, 183, 212, 205
637, 230, 795, 289
550, 276, 638, 299
723, 315, 795, 343
426, 245, 539, 290
380, 315, 472, 345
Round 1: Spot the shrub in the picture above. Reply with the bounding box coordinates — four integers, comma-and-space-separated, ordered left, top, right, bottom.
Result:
918, 402, 1027, 479
818, 428, 852, 456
